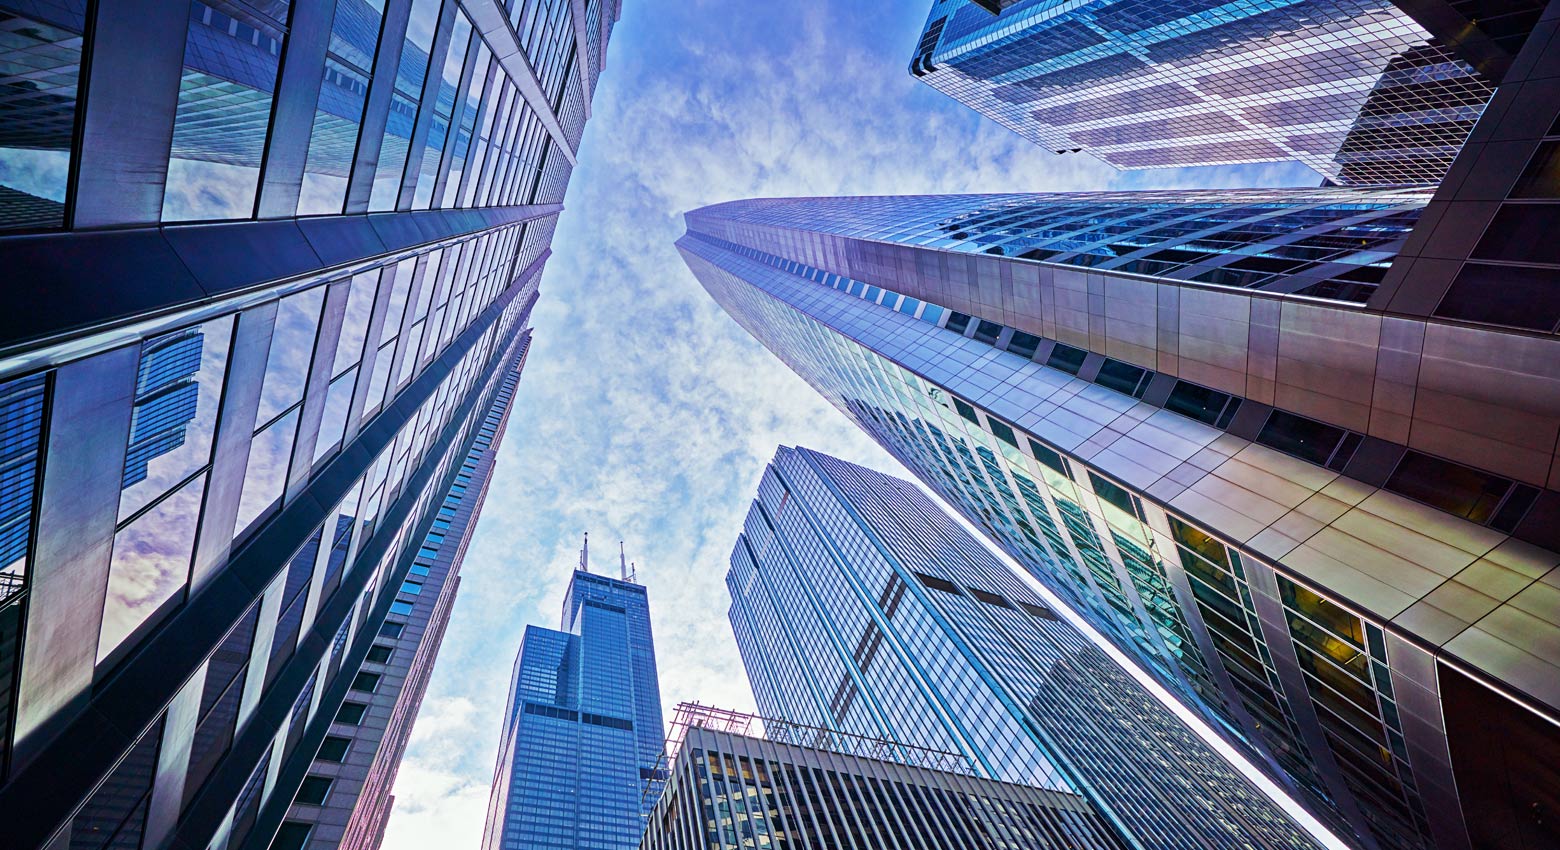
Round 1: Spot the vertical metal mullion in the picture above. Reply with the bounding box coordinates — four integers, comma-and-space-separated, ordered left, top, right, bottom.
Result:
395, 0, 458, 210
430, 31, 482, 207
256, 0, 335, 219
71, 0, 190, 227
344, 0, 412, 213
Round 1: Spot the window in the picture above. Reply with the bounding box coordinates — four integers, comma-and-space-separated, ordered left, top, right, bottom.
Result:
1088, 472, 1140, 519
1046, 342, 1087, 375
317, 736, 351, 763
1256, 410, 1349, 467
973, 320, 1002, 344
912, 572, 960, 594
1470, 204, 1560, 265
968, 588, 1014, 609
336, 701, 368, 725
295, 776, 333, 806
1020, 601, 1060, 621
944, 311, 972, 334
351, 672, 381, 693
1385, 451, 1512, 525
1007, 331, 1042, 360
1510, 140, 1560, 198
366, 645, 394, 664
380, 621, 404, 639
1027, 439, 1069, 478
987, 419, 1018, 448
399, 580, 423, 596
1436, 263, 1560, 332
389, 600, 415, 616
270, 822, 313, 850
1165, 380, 1240, 428
1094, 358, 1152, 399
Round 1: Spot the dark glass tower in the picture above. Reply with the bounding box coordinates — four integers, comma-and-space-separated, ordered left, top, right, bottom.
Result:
0, 0, 622, 849
679, 176, 1560, 850
481, 559, 665, 850
725, 446, 1323, 850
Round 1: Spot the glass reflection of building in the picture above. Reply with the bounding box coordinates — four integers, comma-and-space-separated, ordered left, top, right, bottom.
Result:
480, 563, 665, 850
725, 446, 1321, 850
908, 0, 1512, 185
680, 179, 1560, 850
0, 1, 622, 849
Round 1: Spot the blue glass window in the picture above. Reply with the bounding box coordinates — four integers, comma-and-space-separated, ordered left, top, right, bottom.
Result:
98, 472, 208, 663
0, 1, 87, 231
297, 0, 385, 215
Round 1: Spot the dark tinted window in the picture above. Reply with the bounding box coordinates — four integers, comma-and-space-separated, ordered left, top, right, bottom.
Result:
968, 588, 1015, 609
366, 644, 394, 664
1094, 358, 1151, 398
1470, 204, 1560, 265
350, 671, 381, 692
1088, 472, 1139, 518
1046, 343, 1087, 375
953, 397, 979, 424
913, 572, 960, 594
1510, 141, 1560, 198
1028, 439, 1070, 477
270, 822, 313, 850
1008, 331, 1042, 359
988, 418, 1018, 447
973, 320, 1002, 344
295, 776, 332, 806
1257, 410, 1346, 466
317, 736, 351, 763
336, 702, 368, 725
1436, 263, 1560, 331
945, 312, 972, 334
1165, 381, 1234, 427
1386, 451, 1511, 525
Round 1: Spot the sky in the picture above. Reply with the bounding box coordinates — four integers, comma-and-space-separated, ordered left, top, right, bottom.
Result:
379, 1, 1322, 847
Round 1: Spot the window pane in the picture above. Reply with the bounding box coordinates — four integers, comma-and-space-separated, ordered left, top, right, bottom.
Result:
0, 1, 87, 231
312, 368, 358, 465
0, 374, 47, 589
98, 473, 207, 662
161, 1, 286, 221
297, 57, 371, 215
1510, 140, 1560, 199
235, 407, 299, 534
410, 15, 470, 209
120, 316, 235, 520
333, 272, 380, 375
257, 288, 326, 425
366, 0, 443, 211
440, 42, 488, 207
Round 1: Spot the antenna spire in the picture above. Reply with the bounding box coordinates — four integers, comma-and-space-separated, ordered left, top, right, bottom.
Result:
619, 541, 628, 581
579, 532, 589, 573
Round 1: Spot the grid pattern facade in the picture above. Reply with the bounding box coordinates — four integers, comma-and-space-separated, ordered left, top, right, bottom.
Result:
277, 344, 532, 850
678, 203, 1560, 850
641, 726, 1113, 850
723, 446, 1322, 849
481, 571, 665, 850
0, 0, 623, 847
0, 0, 620, 230
692, 189, 1430, 304
910, 0, 1495, 185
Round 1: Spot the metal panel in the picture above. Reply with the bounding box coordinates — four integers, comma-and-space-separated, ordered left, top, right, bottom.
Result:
257, 0, 338, 220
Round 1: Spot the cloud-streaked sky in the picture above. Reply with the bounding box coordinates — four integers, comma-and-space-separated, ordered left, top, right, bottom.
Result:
380, 2, 1317, 847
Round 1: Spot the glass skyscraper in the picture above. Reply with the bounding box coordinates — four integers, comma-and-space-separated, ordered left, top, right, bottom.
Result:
0, 0, 622, 849
680, 175, 1560, 848
481, 564, 665, 850
908, 0, 1510, 185
725, 446, 1323, 849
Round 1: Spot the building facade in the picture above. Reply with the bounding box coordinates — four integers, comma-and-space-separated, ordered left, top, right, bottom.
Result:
908, 0, 1517, 185
679, 179, 1560, 850
275, 343, 532, 850
0, 0, 622, 849
640, 702, 1120, 850
481, 564, 665, 850
724, 446, 1323, 850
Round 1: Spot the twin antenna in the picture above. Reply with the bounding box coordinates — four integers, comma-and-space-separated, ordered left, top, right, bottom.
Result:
578, 532, 637, 583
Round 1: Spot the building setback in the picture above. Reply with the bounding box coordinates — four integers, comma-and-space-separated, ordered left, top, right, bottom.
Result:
722, 446, 1322, 850
679, 175, 1560, 849
0, 0, 624, 849
907, 0, 1530, 185
640, 703, 1122, 850
481, 561, 665, 850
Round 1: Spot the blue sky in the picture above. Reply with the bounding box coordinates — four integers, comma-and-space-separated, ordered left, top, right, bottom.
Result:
379, 1, 1321, 847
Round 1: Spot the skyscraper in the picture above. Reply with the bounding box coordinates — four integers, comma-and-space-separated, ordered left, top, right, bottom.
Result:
0, 0, 622, 849
276, 343, 532, 850
725, 446, 1324, 849
680, 181, 1560, 847
640, 701, 1124, 850
908, 0, 1516, 185
481, 555, 665, 850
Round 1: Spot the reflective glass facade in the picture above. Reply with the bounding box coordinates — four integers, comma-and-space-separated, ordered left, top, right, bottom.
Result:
0, 0, 621, 847
680, 193, 1560, 850
641, 723, 1117, 850
910, 0, 1495, 185
481, 570, 665, 850
277, 345, 532, 850
724, 446, 1321, 849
